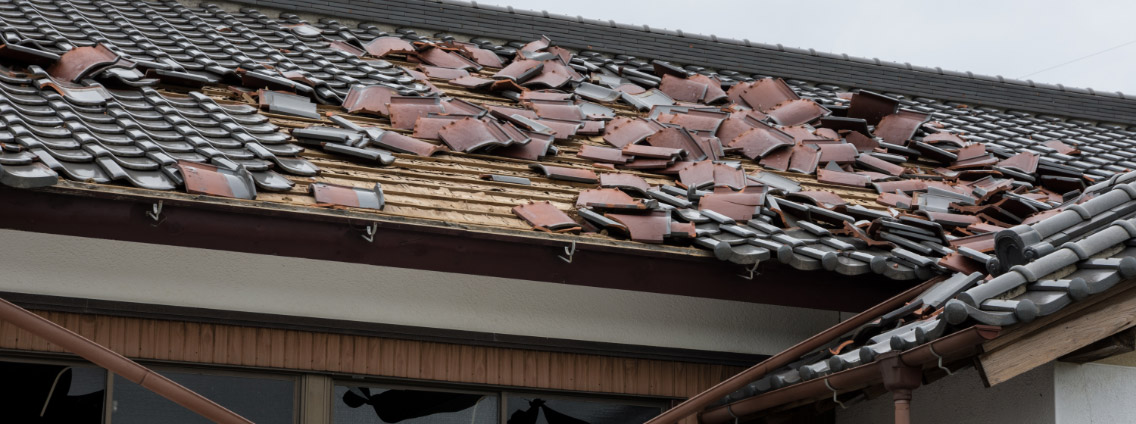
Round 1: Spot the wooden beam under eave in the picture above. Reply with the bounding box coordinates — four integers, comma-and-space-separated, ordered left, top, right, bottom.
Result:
977, 283, 1136, 387
1059, 327, 1136, 364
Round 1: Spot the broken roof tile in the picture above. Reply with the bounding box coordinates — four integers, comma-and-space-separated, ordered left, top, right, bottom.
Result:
603, 117, 664, 148
364, 36, 417, 57
437, 117, 511, 152
495, 131, 554, 161
997, 151, 1040, 174
418, 65, 471, 80
513, 201, 580, 232
875, 109, 930, 144
529, 164, 598, 183
388, 96, 445, 130
176, 161, 256, 200
311, 182, 385, 210
787, 144, 820, 174
371, 129, 447, 157
735, 77, 799, 112
606, 210, 671, 243
817, 167, 871, 188
847, 90, 899, 125
765, 99, 831, 126
527, 99, 583, 121
578, 145, 630, 164
415, 45, 482, 70
728, 123, 795, 160
576, 188, 649, 210
623, 144, 684, 160
342, 85, 398, 116
599, 173, 652, 195
48, 43, 119, 83
659, 74, 709, 103
699, 191, 762, 221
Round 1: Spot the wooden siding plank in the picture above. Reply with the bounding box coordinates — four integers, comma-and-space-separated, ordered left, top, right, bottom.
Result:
241, 327, 257, 366
311, 333, 328, 371
365, 337, 382, 376
271, 329, 287, 369
282, 330, 299, 370
169, 321, 186, 363
199, 323, 215, 364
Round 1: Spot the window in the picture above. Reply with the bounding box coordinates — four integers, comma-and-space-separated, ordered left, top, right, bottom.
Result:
111, 370, 295, 424
332, 380, 666, 424
505, 395, 661, 424
333, 384, 498, 423
0, 360, 106, 423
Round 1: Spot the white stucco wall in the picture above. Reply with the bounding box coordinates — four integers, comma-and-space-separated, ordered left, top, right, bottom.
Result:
837, 364, 1056, 424
0, 229, 841, 355
1055, 362, 1136, 423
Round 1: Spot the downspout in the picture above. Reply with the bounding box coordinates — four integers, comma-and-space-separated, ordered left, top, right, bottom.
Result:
0, 298, 253, 424
877, 352, 921, 424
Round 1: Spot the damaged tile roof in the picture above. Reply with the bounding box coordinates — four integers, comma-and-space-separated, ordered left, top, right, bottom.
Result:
694, 170, 1136, 422
5, 2, 1136, 418
0, 0, 1132, 288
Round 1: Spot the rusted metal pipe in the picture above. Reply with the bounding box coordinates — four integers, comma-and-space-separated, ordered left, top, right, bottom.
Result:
0, 298, 253, 424
648, 276, 944, 424
699, 325, 1000, 424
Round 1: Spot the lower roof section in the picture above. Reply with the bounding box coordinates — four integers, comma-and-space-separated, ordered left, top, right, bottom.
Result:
0, 222, 845, 357
0, 184, 909, 313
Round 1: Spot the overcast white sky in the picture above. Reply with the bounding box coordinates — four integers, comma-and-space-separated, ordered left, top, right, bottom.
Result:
481, 0, 1136, 94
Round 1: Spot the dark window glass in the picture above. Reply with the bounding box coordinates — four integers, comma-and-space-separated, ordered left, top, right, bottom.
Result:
506, 396, 661, 424
334, 385, 498, 423
112, 371, 294, 424
0, 361, 105, 423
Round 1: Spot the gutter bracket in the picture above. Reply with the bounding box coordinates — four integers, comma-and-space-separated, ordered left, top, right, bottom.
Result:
361, 222, 378, 243
739, 262, 761, 280
726, 404, 739, 423
147, 201, 164, 226
559, 240, 576, 263
929, 344, 953, 376
824, 378, 847, 409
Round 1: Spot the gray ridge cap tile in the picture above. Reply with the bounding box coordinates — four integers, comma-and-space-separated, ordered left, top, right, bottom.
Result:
943, 298, 1020, 326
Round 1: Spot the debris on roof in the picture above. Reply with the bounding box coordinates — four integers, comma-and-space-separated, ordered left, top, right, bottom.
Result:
0, 0, 1132, 281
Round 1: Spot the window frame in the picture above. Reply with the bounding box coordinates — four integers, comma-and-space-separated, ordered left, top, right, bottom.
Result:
329, 375, 669, 424
108, 363, 302, 424
0, 354, 111, 424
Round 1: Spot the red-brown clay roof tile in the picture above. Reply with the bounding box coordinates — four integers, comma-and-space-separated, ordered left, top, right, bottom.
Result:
48, 43, 119, 82
363, 36, 416, 57
575, 188, 648, 210
605, 210, 670, 243
342, 85, 398, 116
734, 77, 799, 112
875, 109, 930, 144
765, 99, 831, 126
699, 192, 762, 221
578, 145, 630, 164
512, 202, 580, 232
727, 124, 795, 160
603, 117, 664, 148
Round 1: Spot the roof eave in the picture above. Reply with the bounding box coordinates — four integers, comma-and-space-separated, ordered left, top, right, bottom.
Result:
0, 182, 909, 312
